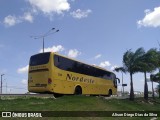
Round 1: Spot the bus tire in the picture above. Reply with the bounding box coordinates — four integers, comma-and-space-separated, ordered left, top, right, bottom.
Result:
74, 86, 82, 95
108, 89, 112, 97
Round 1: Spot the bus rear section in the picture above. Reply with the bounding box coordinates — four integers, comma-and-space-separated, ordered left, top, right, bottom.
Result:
28, 52, 52, 93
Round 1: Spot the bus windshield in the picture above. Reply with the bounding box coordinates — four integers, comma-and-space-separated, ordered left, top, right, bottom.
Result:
29, 52, 50, 66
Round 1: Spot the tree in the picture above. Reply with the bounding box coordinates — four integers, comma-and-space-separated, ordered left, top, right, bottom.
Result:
114, 67, 126, 95
123, 48, 145, 101
156, 85, 160, 94
150, 74, 156, 98
136, 48, 158, 100
146, 49, 159, 99
150, 73, 160, 98
156, 51, 160, 98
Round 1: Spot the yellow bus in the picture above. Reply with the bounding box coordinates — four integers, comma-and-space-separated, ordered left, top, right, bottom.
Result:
28, 52, 120, 97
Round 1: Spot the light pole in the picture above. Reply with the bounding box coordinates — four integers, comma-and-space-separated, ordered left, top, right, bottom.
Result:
1, 74, 4, 94
31, 28, 59, 53
157, 40, 160, 98
114, 67, 126, 96
121, 71, 124, 95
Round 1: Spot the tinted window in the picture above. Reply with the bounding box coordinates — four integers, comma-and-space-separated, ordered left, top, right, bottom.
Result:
54, 55, 114, 80
30, 52, 50, 66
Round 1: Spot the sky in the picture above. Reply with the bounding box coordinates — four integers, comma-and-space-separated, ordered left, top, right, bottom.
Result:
0, 0, 160, 94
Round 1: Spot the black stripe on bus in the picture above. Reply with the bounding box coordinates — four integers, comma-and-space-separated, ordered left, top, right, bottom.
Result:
29, 68, 49, 73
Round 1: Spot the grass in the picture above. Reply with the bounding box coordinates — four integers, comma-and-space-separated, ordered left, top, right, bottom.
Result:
0, 95, 160, 120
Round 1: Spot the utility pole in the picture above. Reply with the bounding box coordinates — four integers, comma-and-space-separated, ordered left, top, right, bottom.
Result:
6, 82, 7, 94
30, 28, 59, 53
1, 74, 4, 94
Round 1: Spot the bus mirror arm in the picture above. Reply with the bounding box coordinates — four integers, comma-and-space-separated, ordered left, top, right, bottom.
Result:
116, 78, 120, 84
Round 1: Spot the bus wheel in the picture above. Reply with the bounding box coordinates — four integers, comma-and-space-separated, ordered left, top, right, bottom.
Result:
74, 86, 82, 95
108, 89, 112, 97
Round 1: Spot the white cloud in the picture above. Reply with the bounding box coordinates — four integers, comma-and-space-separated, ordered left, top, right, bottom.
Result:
70, 9, 92, 19
3, 12, 34, 27
99, 61, 111, 68
67, 49, 81, 58
144, 9, 150, 14
94, 54, 101, 59
3, 0, 71, 27
140, 77, 151, 82
137, 6, 160, 27
28, 0, 70, 15
110, 65, 119, 71
22, 12, 34, 23
39, 45, 64, 53
3, 15, 21, 27
17, 65, 29, 74
21, 79, 27, 85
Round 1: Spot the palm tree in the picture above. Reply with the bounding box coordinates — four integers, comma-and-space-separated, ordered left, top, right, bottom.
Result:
123, 50, 134, 101
151, 78, 155, 99
114, 67, 126, 96
156, 51, 160, 98
123, 48, 143, 101
150, 73, 160, 98
136, 48, 158, 100
123, 48, 145, 101
156, 84, 160, 95
150, 74, 156, 99
145, 49, 158, 99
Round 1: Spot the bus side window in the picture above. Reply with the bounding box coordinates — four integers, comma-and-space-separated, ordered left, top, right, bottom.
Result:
54, 55, 60, 67
57, 56, 60, 62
